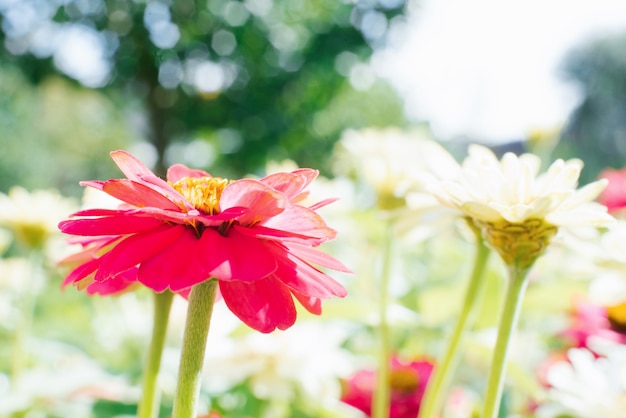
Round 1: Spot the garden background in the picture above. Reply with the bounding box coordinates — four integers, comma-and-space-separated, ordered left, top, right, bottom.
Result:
2, 0, 626, 417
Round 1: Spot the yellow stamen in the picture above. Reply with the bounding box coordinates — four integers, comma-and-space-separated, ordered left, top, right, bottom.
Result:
171, 177, 229, 215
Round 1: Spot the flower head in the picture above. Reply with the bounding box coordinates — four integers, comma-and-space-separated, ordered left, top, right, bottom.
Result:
340, 356, 434, 418
429, 145, 614, 269
58, 151, 349, 332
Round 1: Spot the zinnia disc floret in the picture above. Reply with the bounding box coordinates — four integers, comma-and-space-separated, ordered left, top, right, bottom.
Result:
58, 150, 350, 332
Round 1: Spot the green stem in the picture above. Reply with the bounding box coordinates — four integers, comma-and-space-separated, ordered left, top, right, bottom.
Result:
11, 252, 43, 390
172, 279, 219, 418
481, 264, 530, 418
372, 222, 393, 418
418, 234, 490, 418
138, 291, 175, 418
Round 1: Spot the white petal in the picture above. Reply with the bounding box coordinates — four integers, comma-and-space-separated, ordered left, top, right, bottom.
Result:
558, 179, 609, 210
546, 204, 615, 227
461, 201, 502, 222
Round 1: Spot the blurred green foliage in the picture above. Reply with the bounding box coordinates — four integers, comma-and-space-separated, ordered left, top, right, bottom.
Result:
555, 31, 626, 183
0, 0, 408, 194
0, 66, 136, 196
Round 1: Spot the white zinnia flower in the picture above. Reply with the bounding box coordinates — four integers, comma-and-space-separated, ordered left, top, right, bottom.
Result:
536, 339, 626, 418
429, 145, 614, 268
430, 145, 612, 227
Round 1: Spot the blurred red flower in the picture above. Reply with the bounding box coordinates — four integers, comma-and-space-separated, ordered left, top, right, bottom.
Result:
59, 151, 349, 332
598, 168, 626, 214
341, 356, 434, 418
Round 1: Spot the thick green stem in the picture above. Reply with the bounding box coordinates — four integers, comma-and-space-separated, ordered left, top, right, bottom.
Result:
481, 265, 530, 418
138, 291, 175, 418
172, 279, 219, 418
418, 234, 490, 418
372, 222, 393, 418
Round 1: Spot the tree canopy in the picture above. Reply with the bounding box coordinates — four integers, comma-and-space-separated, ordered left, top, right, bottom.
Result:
556, 31, 626, 183
0, 0, 408, 188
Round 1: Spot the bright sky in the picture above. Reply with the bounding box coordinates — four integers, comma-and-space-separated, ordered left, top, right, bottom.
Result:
374, 0, 626, 143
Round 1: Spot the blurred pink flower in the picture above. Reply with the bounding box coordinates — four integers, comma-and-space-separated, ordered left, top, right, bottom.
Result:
561, 299, 626, 351
341, 356, 434, 418
598, 168, 626, 214
58, 150, 349, 332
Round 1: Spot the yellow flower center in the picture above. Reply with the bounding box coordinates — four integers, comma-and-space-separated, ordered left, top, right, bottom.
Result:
389, 368, 419, 394
171, 177, 229, 215
13, 223, 49, 250
607, 301, 626, 334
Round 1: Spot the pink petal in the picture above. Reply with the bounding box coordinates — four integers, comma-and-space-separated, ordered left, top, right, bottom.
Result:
130, 206, 246, 227
63, 257, 100, 287
69, 208, 127, 217
197, 227, 277, 283
95, 225, 186, 282
269, 245, 347, 298
292, 291, 322, 315
260, 169, 318, 201
219, 277, 297, 333
137, 230, 209, 292
59, 237, 121, 266
283, 242, 352, 273
86, 268, 139, 296
232, 224, 318, 242
110, 150, 193, 211
80, 180, 105, 190
308, 197, 339, 211
167, 164, 211, 182
59, 215, 164, 236
220, 179, 287, 225
110, 150, 158, 182
102, 179, 182, 210
193, 207, 249, 226
261, 204, 337, 244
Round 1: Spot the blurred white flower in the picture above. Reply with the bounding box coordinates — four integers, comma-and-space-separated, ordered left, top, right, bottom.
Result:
202, 320, 357, 402
0, 257, 34, 324
334, 127, 459, 211
0, 186, 78, 251
537, 338, 626, 418
565, 220, 626, 305
333, 127, 463, 244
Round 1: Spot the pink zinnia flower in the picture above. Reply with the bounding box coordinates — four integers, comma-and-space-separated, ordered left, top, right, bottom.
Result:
598, 168, 626, 214
341, 356, 434, 418
58, 151, 349, 332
